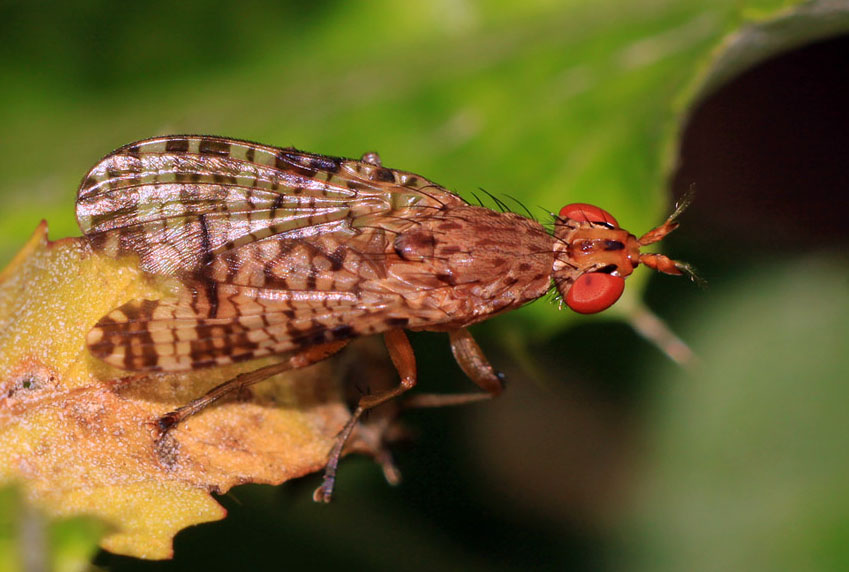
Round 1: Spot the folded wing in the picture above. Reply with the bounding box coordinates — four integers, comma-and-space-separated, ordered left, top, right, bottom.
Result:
76, 135, 464, 277
77, 136, 466, 370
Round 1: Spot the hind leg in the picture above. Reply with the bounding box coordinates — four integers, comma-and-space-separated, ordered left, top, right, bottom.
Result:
157, 340, 350, 432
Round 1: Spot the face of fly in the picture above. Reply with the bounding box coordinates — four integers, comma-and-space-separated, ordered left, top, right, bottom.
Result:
551, 202, 691, 314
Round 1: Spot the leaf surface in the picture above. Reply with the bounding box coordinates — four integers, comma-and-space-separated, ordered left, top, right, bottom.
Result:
0, 223, 363, 559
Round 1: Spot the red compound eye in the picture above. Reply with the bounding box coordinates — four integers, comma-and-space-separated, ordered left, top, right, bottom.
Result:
566, 273, 625, 314
559, 203, 619, 228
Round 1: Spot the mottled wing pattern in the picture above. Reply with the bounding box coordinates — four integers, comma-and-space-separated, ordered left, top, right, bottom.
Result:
77, 136, 467, 371
77, 135, 462, 277
86, 282, 409, 372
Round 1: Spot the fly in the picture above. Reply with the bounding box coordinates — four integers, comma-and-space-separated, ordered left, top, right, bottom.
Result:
76, 135, 694, 501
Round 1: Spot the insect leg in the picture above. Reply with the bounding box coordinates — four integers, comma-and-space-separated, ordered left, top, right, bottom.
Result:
404, 327, 504, 408
448, 327, 505, 395
313, 328, 417, 503
157, 340, 350, 432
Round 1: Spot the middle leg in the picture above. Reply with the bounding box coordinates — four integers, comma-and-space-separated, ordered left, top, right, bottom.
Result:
313, 328, 417, 502
404, 326, 504, 408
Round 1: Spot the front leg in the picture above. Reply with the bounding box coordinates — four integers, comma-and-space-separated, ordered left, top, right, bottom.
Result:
448, 327, 504, 396
404, 327, 504, 408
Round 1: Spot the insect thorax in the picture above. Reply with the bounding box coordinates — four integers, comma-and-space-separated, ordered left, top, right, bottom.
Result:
388, 205, 554, 328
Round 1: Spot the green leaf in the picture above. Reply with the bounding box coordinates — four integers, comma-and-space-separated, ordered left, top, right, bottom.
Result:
682, 0, 849, 109
625, 256, 849, 570
0, 486, 105, 572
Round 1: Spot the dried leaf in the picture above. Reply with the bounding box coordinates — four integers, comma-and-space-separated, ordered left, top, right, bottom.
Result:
0, 222, 367, 559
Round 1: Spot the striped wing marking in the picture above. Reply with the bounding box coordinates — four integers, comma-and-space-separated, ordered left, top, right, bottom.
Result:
77, 136, 466, 371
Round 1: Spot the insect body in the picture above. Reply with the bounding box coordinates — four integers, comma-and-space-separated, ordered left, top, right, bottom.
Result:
76, 135, 691, 501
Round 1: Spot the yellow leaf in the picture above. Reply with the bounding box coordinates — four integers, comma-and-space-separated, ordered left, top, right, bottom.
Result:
0, 222, 370, 559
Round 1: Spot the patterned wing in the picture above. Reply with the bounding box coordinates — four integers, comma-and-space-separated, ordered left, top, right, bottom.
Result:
86, 227, 445, 372
87, 282, 414, 372
78, 136, 464, 371
76, 135, 465, 277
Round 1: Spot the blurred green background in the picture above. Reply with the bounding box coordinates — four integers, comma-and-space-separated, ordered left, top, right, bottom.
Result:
2, 0, 849, 570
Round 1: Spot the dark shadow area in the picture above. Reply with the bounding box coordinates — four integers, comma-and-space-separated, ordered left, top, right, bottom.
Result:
671, 34, 849, 254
